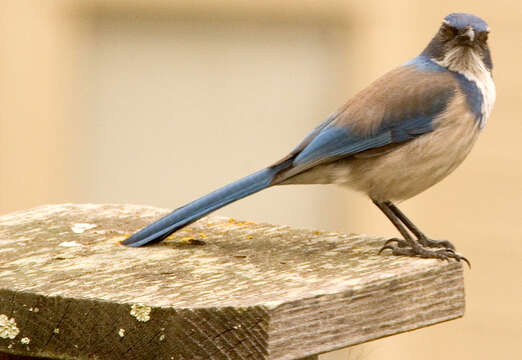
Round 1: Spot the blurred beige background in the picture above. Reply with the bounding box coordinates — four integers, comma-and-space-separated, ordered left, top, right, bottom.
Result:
1, 1, 520, 359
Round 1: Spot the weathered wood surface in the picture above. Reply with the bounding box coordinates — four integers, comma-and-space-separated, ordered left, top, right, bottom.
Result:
0, 204, 465, 360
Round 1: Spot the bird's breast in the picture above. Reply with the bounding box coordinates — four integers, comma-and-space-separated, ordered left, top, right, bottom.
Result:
471, 67, 495, 128
434, 47, 496, 128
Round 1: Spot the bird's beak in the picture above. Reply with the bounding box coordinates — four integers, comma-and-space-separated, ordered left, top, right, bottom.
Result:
457, 27, 475, 45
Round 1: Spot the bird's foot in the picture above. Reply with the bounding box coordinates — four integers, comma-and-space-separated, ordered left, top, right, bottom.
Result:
379, 241, 470, 268
417, 236, 456, 250
382, 236, 456, 250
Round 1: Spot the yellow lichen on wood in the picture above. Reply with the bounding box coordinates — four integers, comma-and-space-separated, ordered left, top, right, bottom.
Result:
130, 304, 151, 322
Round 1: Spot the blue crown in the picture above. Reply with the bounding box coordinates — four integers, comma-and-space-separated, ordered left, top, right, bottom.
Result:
444, 13, 489, 32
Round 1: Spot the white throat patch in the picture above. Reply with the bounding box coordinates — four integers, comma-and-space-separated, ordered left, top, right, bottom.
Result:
434, 47, 496, 128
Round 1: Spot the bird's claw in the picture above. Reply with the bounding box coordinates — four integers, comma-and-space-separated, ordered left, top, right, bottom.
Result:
432, 248, 471, 268
382, 237, 409, 248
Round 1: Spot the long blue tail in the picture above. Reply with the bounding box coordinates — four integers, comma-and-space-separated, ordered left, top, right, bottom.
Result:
122, 161, 291, 247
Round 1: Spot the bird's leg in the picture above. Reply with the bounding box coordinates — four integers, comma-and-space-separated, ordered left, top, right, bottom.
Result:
373, 200, 470, 266
372, 200, 414, 249
385, 201, 456, 250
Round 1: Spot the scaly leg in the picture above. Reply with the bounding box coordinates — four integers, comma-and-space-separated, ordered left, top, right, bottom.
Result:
385, 201, 456, 250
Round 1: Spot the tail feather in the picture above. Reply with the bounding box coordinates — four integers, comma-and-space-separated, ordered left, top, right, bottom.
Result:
122, 161, 291, 247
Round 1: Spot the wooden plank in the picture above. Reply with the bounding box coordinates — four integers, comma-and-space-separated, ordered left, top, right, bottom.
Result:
0, 204, 465, 359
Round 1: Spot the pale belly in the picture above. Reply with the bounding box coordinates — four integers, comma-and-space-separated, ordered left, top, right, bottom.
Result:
344, 115, 480, 201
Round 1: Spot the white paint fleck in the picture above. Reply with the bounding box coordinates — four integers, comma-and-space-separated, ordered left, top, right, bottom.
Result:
263, 300, 283, 310
71, 223, 97, 233
130, 303, 151, 322
0, 314, 19, 339
159, 334, 165, 341
59, 241, 82, 247
28, 307, 39, 312
118, 328, 125, 337
53, 328, 60, 334
21, 337, 30, 344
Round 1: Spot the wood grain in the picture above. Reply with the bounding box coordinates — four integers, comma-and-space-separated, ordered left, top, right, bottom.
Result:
0, 204, 465, 359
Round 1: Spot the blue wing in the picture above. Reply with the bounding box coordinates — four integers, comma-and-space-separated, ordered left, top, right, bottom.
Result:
276, 57, 458, 176
294, 106, 442, 166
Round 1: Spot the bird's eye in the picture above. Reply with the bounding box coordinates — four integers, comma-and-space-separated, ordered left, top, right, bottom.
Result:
440, 25, 457, 39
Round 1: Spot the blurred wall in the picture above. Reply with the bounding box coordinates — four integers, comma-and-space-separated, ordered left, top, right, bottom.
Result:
1, 1, 520, 360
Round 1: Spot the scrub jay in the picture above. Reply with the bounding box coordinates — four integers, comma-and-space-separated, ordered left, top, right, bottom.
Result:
123, 13, 495, 265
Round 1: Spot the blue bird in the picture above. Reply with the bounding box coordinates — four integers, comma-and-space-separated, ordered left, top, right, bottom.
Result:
122, 13, 495, 264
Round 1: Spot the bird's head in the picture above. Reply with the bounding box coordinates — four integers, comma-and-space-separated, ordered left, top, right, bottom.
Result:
422, 13, 492, 73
